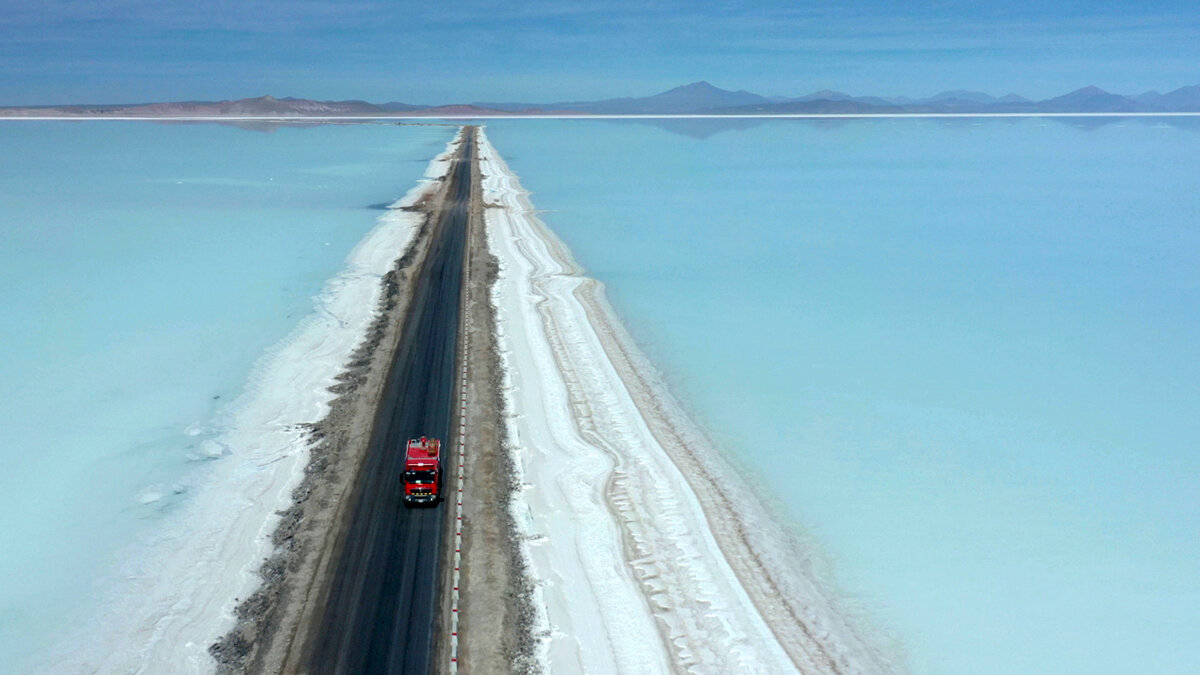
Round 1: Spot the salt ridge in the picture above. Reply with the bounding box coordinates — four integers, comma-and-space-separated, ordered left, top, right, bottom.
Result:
479, 128, 898, 673
37, 137, 460, 673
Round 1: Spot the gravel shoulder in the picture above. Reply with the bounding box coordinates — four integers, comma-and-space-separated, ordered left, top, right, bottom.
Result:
449, 138, 537, 673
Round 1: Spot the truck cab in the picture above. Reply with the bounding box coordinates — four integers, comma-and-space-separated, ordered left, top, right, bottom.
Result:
403, 436, 442, 506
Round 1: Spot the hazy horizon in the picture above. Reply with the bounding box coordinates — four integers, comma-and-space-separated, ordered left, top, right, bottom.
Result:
4, 80, 1200, 110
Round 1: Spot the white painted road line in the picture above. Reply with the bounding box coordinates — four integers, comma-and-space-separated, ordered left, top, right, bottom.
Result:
449, 188, 472, 674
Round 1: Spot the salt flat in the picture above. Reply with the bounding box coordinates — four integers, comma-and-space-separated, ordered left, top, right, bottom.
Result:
479, 129, 894, 673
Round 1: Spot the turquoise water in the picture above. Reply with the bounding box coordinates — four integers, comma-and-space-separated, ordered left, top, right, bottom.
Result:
0, 121, 455, 665
2, 118, 1196, 673
484, 118, 1200, 674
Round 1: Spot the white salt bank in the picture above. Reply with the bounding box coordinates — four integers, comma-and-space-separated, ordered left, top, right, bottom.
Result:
478, 129, 894, 673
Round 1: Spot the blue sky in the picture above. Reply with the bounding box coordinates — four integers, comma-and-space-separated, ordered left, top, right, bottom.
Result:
1, 0, 1197, 105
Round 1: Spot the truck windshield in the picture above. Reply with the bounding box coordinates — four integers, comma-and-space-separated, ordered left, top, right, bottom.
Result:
405, 470, 436, 484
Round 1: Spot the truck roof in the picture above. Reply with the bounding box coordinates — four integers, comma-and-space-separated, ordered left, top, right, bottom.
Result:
405, 436, 441, 468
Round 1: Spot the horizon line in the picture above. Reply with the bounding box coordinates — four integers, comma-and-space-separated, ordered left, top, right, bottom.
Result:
3, 112, 1200, 122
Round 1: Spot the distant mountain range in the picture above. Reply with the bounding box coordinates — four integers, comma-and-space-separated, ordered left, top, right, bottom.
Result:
5, 82, 1200, 117
471, 81, 773, 114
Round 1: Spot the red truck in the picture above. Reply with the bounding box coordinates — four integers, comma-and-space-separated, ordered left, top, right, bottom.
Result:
403, 436, 442, 506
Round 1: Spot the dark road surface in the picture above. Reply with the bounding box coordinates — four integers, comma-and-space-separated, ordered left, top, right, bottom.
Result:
308, 129, 474, 674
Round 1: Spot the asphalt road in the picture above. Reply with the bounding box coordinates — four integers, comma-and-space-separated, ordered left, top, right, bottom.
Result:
307, 129, 474, 674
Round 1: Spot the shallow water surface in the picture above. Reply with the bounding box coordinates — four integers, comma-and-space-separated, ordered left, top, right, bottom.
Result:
484, 117, 1200, 674
0, 121, 455, 667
